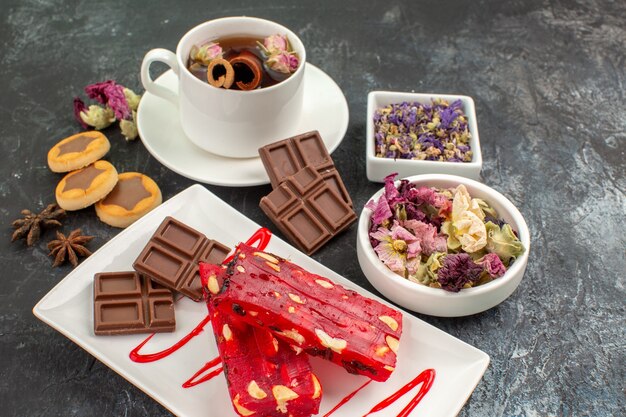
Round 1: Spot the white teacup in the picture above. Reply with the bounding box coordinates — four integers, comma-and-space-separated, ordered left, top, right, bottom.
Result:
140, 17, 306, 158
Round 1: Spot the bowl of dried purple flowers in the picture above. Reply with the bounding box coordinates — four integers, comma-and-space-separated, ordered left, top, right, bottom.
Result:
356, 173, 529, 317
366, 91, 482, 182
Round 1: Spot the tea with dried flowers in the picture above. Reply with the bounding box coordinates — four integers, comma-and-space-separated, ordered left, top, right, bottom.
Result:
187, 34, 300, 91
366, 173, 524, 292
374, 99, 473, 162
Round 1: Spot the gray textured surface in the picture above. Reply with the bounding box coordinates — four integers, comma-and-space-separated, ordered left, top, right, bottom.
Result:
1, 0, 624, 416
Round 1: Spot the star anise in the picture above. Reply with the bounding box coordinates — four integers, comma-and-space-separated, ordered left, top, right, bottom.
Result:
47, 229, 94, 267
12, 204, 66, 246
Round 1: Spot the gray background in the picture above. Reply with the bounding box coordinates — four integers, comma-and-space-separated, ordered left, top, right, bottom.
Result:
1, 0, 624, 416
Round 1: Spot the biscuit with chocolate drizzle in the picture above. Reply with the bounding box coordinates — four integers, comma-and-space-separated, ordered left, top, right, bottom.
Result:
47, 131, 110, 173
95, 172, 162, 228
55, 160, 118, 211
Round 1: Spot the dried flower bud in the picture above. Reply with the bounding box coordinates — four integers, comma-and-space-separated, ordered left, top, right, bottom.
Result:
263, 34, 289, 55
123, 88, 141, 111
84, 80, 131, 120
266, 51, 299, 74
104, 83, 130, 120
73, 97, 89, 129
191, 42, 223, 65
85, 80, 115, 104
119, 111, 138, 141
80, 105, 115, 130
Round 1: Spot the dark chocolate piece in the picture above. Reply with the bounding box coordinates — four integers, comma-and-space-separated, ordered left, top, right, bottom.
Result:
93, 271, 175, 335
260, 165, 356, 255
258, 130, 352, 207
133, 217, 230, 300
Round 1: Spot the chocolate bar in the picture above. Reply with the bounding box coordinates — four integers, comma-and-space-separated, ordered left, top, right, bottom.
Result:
258, 130, 352, 206
133, 217, 230, 300
211, 244, 403, 382
260, 165, 356, 255
93, 271, 175, 335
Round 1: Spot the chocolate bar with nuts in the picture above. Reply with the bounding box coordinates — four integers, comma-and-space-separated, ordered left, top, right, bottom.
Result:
258, 130, 352, 207
210, 244, 403, 382
260, 165, 356, 255
133, 216, 230, 301
93, 271, 175, 335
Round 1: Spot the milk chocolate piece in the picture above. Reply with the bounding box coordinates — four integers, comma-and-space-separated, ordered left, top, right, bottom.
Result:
260, 166, 356, 255
63, 164, 106, 192
258, 131, 352, 207
93, 271, 175, 335
58, 134, 97, 156
133, 217, 230, 300
101, 176, 151, 211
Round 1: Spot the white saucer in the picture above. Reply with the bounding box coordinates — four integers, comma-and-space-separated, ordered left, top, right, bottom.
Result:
137, 64, 349, 187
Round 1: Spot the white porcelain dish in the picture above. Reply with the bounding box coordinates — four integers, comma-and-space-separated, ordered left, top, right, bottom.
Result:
34, 184, 489, 417
357, 174, 530, 317
137, 64, 349, 187
366, 91, 482, 182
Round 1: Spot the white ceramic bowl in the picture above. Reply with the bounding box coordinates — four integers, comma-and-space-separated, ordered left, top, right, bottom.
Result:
366, 91, 482, 182
356, 174, 530, 317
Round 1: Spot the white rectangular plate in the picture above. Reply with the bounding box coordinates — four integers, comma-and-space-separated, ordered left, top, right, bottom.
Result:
34, 184, 489, 417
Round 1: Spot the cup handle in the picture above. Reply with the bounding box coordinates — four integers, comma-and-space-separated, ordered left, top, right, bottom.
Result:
140, 48, 180, 105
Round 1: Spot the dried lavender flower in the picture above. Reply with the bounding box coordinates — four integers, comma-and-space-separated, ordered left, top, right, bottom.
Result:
373, 99, 473, 162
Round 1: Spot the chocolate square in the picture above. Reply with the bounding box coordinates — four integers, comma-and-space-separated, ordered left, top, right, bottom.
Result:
133, 217, 230, 301
260, 165, 356, 255
93, 272, 175, 336
259, 130, 353, 207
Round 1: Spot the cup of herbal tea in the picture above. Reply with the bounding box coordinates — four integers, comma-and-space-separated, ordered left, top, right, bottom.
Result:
140, 17, 306, 158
